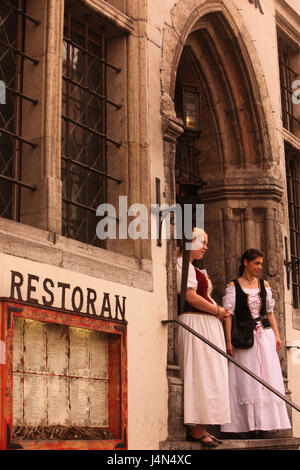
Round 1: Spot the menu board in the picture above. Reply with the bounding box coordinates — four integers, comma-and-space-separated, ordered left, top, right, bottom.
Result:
13, 317, 109, 430
24, 374, 47, 425
47, 323, 68, 375
90, 380, 108, 427
48, 376, 69, 425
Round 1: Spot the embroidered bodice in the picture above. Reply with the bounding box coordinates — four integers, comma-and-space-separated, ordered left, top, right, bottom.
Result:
223, 285, 275, 318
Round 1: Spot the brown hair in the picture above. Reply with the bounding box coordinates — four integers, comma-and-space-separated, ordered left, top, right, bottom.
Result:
239, 248, 264, 276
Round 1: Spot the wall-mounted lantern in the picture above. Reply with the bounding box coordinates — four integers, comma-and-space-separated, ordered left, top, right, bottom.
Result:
182, 86, 201, 134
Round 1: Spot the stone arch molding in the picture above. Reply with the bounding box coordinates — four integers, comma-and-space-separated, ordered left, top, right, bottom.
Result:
161, 0, 277, 164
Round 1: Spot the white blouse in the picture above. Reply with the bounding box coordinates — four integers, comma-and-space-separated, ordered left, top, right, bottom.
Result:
176, 257, 197, 294
222, 284, 275, 318
176, 257, 214, 297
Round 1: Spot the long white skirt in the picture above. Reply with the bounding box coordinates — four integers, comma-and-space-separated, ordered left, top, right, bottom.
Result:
178, 312, 231, 425
221, 327, 291, 432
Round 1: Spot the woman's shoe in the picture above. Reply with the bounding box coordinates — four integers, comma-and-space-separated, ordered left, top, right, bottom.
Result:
186, 432, 220, 447
206, 433, 223, 444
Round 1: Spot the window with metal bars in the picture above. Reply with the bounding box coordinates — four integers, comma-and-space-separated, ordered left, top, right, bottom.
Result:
174, 49, 204, 193
62, 1, 122, 247
175, 137, 203, 188
286, 143, 300, 309
278, 33, 300, 136
0, 0, 38, 221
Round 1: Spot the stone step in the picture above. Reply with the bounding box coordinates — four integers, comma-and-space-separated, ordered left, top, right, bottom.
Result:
167, 374, 294, 441
160, 437, 300, 450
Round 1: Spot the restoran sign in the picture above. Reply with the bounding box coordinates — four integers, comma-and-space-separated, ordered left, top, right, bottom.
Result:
0, 254, 126, 322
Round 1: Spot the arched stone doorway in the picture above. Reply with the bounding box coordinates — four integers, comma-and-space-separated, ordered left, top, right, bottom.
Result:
162, 1, 287, 393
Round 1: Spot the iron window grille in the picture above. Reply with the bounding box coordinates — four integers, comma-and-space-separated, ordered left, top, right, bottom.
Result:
0, 0, 38, 221
278, 36, 300, 135
286, 144, 300, 309
175, 137, 203, 187
174, 76, 203, 188
62, 2, 122, 247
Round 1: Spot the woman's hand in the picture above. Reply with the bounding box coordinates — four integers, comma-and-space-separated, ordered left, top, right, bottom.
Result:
217, 306, 229, 322
275, 335, 282, 351
226, 342, 234, 357
267, 312, 282, 351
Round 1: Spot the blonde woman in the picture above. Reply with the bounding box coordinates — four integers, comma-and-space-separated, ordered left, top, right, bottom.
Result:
177, 228, 231, 447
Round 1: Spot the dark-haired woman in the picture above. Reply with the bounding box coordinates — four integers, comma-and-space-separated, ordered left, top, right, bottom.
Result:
221, 249, 291, 435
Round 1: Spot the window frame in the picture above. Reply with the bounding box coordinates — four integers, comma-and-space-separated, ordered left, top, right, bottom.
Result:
61, 1, 123, 247
0, 299, 127, 450
277, 28, 300, 137
0, 1, 152, 289
285, 144, 300, 310
0, 0, 39, 222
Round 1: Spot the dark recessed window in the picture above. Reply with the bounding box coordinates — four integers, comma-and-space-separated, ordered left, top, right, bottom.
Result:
278, 33, 300, 136
0, 0, 39, 221
286, 143, 300, 308
61, 1, 122, 247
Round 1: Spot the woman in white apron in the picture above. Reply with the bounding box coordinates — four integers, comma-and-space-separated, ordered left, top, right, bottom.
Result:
177, 228, 231, 447
221, 249, 291, 435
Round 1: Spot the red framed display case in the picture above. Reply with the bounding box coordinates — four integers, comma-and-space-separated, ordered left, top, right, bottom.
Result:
0, 300, 127, 450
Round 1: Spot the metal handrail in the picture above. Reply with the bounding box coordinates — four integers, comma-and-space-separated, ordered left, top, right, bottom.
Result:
162, 318, 300, 413
172, 229, 300, 413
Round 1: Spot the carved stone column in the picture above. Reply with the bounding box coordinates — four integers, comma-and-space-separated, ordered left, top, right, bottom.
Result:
245, 207, 256, 249
265, 206, 288, 370
223, 207, 236, 283
162, 98, 184, 366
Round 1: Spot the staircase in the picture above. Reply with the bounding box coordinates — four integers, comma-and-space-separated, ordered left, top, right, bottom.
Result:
159, 373, 300, 451
160, 437, 300, 450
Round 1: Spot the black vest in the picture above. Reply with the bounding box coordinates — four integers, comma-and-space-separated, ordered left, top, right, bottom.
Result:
233, 279, 270, 328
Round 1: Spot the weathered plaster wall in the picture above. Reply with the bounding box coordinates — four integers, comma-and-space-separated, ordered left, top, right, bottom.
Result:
147, 0, 300, 437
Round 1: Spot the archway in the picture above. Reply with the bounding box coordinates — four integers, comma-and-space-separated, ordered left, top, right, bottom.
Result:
162, 1, 285, 379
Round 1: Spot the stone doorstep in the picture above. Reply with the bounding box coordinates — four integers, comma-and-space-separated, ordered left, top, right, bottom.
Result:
167, 375, 294, 441
159, 437, 300, 451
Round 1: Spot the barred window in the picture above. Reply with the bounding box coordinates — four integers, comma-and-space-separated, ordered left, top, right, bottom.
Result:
62, 1, 122, 247
286, 143, 300, 308
174, 64, 203, 188
0, 0, 38, 221
278, 32, 300, 137
174, 48, 205, 203
175, 137, 202, 187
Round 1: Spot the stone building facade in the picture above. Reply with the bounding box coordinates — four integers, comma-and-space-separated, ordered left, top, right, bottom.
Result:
0, 0, 299, 450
